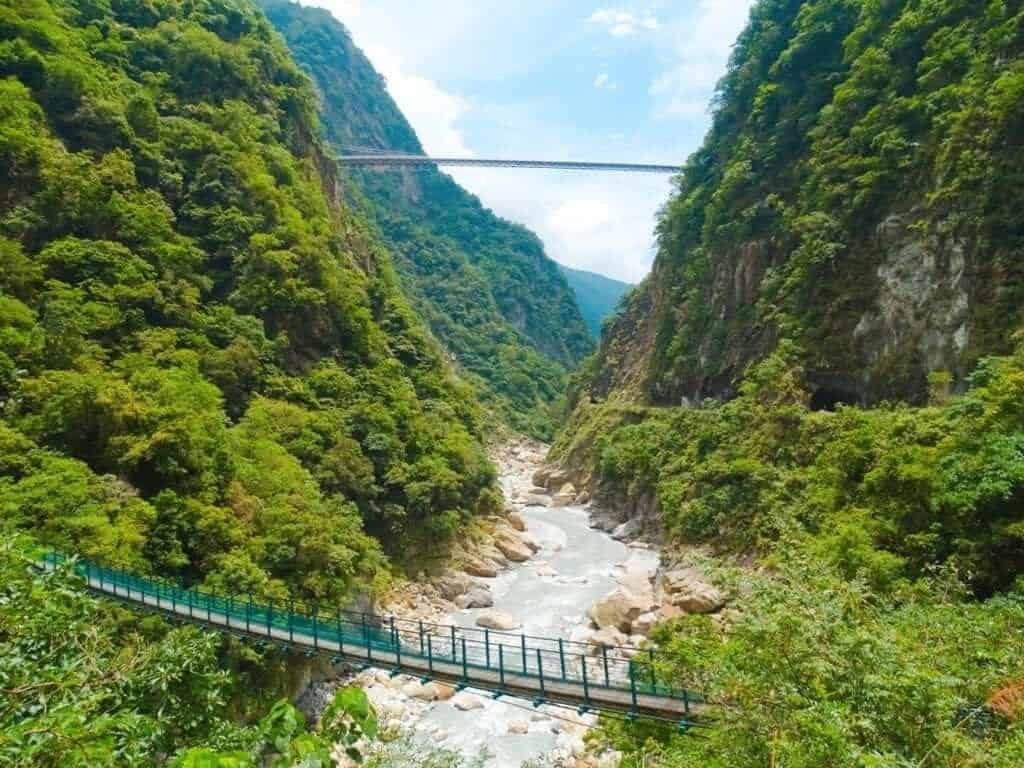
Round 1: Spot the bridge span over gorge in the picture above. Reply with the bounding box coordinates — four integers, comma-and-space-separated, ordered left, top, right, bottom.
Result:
336, 149, 680, 174
41, 553, 705, 727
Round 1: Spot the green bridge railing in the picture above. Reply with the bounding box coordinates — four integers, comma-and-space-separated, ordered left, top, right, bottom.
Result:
41, 552, 702, 717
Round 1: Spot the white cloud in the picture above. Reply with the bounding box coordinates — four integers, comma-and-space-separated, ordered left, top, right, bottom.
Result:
304, 0, 676, 283
650, 0, 754, 118
587, 8, 659, 37
593, 72, 614, 89
362, 44, 474, 157
445, 165, 669, 283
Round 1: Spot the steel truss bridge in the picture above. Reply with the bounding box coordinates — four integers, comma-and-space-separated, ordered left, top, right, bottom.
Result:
336, 151, 679, 174
42, 553, 704, 727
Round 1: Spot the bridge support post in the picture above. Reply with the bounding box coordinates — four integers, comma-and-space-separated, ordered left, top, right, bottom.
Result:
498, 644, 505, 689
581, 654, 590, 705
601, 646, 610, 687
288, 600, 294, 644
337, 609, 344, 655
419, 621, 425, 655
536, 649, 545, 697
450, 625, 457, 662
394, 620, 401, 668
484, 629, 490, 668
426, 634, 434, 674
246, 596, 252, 634
313, 607, 319, 651
521, 634, 527, 674
649, 647, 657, 689
683, 689, 690, 716
629, 660, 638, 714
267, 600, 273, 637
461, 638, 468, 682
558, 639, 566, 680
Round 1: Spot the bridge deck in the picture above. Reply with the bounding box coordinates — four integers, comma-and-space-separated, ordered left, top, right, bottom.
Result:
40, 554, 702, 721
337, 155, 679, 174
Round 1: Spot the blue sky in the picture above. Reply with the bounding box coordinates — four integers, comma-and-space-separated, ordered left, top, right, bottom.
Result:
307, 1, 755, 282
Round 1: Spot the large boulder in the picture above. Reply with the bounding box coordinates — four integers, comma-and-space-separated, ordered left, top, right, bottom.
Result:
455, 586, 494, 609
463, 556, 499, 578
588, 626, 628, 654
588, 588, 656, 633
451, 691, 484, 711
526, 493, 552, 507
476, 610, 522, 630
402, 680, 434, 700
551, 482, 577, 507
610, 518, 642, 542
507, 511, 527, 531
433, 570, 472, 600
494, 529, 533, 562
631, 611, 658, 636
660, 568, 725, 613
432, 683, 456, 701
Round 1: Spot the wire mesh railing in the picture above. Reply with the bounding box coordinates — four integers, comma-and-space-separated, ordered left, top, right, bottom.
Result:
40, 552, 701, 713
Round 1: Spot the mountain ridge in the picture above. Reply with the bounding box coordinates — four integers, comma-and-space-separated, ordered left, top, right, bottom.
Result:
556, 262, 633, 338
258, 0, 593, 438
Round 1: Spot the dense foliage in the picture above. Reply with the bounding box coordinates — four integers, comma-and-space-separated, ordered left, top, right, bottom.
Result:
610, 560, 1024, 767
257, 0, 594, 439
0, 0, 501, 604
557, 264, 632, 339
1, 545, 385, 766
556, 339, 1024, 765
591, 0, 1024, 406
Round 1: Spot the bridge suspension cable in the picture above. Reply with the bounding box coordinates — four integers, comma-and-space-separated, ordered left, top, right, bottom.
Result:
337, 152, 679, 174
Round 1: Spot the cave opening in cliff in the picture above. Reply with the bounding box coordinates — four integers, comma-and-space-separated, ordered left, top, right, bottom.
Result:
809, 386, 859, 412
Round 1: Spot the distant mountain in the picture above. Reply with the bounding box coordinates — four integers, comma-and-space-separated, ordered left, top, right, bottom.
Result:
258, 0, 593, 439
557, 264, 633, 338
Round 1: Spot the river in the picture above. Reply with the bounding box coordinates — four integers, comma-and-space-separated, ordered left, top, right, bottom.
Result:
378, 446, 658, 767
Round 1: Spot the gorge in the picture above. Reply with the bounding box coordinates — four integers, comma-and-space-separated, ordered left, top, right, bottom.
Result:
2, 1, 1023, 767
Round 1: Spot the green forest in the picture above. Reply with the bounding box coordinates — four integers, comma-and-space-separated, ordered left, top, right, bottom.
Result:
0, 0, 499, 760
257, 0, 593, 440
2, 0, 1024, 765
559, 0, 1024, 765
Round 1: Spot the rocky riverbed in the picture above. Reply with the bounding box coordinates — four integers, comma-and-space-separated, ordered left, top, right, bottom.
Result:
319, 438, 724, 767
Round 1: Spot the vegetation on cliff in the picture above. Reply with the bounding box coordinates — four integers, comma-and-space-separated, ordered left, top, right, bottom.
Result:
563, 339, 1024, 765
257, 0, 593, 439
591, 0, 1024, 406
555, 1, 1024, 763
0, 0, 499, 608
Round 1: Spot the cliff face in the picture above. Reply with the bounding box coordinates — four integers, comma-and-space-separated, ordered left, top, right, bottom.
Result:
257, 0, 593, 437
589, 0, 1024, 408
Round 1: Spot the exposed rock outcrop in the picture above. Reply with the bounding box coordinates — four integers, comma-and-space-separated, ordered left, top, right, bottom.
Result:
658, 567, 725, 614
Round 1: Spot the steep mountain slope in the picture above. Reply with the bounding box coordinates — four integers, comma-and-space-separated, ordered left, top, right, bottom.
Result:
257, 0, 593, 438
546, 3, 1024, 764
0, 0, 497, 606
589, 0, 1024, 408
557, 263, 633, 338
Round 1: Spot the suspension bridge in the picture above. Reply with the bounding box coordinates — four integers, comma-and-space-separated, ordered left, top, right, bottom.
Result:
41, 553, 703, 726
336, 150, 679, 174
